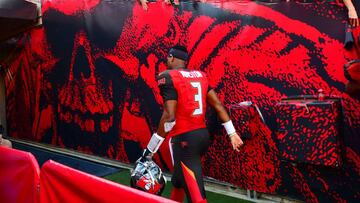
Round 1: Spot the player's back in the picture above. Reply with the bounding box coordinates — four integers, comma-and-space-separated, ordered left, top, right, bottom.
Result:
167, 69, 209, 137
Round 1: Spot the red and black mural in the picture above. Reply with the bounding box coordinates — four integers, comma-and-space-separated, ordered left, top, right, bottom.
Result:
276, 98, 343, 167
2, 0, 360, 202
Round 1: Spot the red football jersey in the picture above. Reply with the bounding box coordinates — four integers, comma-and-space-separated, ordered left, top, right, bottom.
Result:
157, 69, 209, 137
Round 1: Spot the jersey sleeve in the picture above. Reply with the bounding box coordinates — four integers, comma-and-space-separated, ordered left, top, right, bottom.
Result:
157, 71, 178, 101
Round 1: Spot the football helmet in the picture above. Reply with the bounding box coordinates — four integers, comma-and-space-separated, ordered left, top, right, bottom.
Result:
130, 159, 166, 195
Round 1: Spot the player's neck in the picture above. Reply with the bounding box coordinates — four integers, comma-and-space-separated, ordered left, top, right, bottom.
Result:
173, 65, 186, 70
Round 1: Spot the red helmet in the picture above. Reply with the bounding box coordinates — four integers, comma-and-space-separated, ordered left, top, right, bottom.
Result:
130, 160, 166, 195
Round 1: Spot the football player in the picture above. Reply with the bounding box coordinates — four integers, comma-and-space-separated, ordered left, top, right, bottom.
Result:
140, 45, 243, 202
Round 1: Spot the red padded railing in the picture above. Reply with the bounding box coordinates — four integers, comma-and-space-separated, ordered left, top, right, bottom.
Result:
40, 160, 176, 203
0, 146, 40, 203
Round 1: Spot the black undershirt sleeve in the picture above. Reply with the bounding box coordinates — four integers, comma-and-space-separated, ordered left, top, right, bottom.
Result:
157, 71, 177, 101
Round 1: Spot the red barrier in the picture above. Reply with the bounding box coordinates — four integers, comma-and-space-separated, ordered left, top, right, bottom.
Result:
0, 146, 40, 203
40, 160, 176, 203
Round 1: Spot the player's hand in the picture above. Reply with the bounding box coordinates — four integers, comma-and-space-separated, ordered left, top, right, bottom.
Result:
230, 133, 243, 152
138, 149, 153, 163
138, 155, 151, 163
349, 9, 359, 27
164, 0, 179, 5
139, 0, 148, 10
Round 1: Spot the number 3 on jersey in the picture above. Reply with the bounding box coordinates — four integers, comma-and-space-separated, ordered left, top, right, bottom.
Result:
190, 82, 203, 115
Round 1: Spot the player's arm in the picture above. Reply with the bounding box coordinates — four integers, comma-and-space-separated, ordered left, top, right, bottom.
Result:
207, 89, 243, 152
344, 0, 359, 27
141, 72, 177, 160
207, 90, 230, 122
139, 0, 148, 10
157, 100, 177, 137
